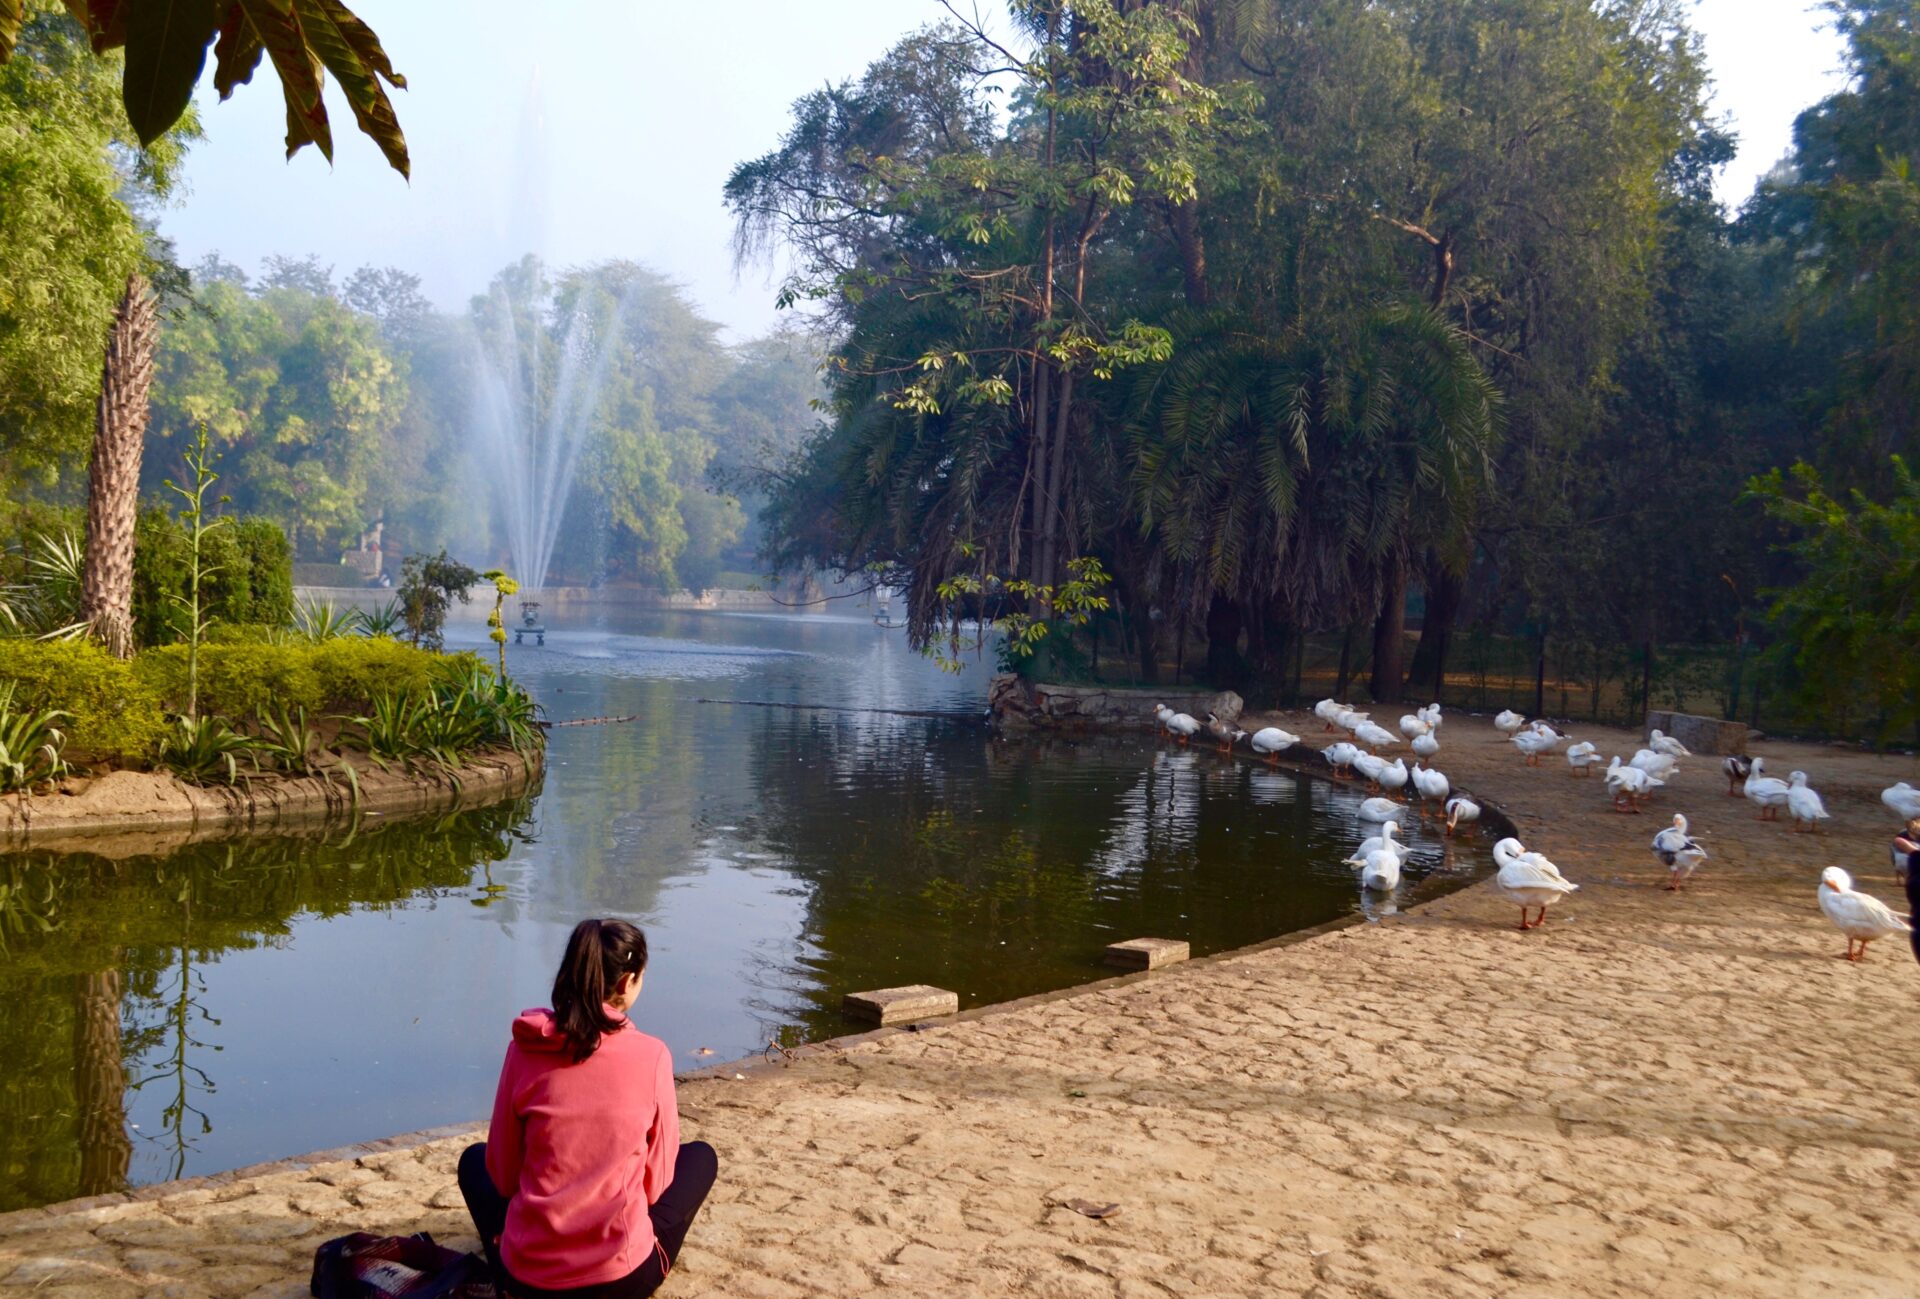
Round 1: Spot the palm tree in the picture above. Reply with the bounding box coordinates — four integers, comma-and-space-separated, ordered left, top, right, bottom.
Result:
79, 274, 157, 658
1124, 303, 1500, 699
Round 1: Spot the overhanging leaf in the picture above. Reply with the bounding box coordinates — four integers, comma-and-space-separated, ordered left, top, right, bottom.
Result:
291, 0, 408, 178
211, 2, 262, 98
123, 0, 220, 144
235, 0, 331, 161
60, 0, 126, 53
0, 0, 22, 61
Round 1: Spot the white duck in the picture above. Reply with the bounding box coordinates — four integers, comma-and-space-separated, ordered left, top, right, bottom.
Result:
1493, 837, 1578, 930
1818, 867, 1912, 961
1153, 703, 1174, 734
1565, 740, 1602, 777
1410, 764, 1450, 813
1419, 702, 1443, 730
1411, 731, 1440, 760
1444, 795, 1481, 837
1358, 797, 1401, 823
1722, 754, 1753, 798
1354, 720, 1400, 750
1649, 728, 1691, 758
1606, 756, 1661, 813
1345, 820, 1411, 867
1651, 813, 1708, 891
1323, 741, 1360, 780
1786, 771, 1831, 833
1398, 713, 1432, 741
1359, 839, 1403, 892
1494, 709, 1526, 736
1314, 698, 1347, 731
1165, 712, 1203, 745
1353, 752, 1388, 789
1512, 724, 1560, 766
1883, 782, 1920, 822
1630, 748, 1679, 784
1377, 758, 1410, 798
1336, 708, 1371, 735
1743, 757, 1791, 821
1248, 727, 1300, 764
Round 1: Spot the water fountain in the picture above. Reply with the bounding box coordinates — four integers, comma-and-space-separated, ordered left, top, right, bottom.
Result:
468, 267, 630, 596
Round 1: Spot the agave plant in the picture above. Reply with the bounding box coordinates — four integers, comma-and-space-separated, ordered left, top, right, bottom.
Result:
159, 714, 263, 785
0, 533, 89, 641
292, 595, 366, 643
254, 703, 322, 776
0, 683, 70, 793
360, 597, 405, 638
434, 661, 545, 756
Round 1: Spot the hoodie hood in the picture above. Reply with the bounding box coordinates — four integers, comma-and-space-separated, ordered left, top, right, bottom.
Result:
511, 1006, 628, 1053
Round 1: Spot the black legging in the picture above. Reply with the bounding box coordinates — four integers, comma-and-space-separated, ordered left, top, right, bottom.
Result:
458, 1140, 717, 1299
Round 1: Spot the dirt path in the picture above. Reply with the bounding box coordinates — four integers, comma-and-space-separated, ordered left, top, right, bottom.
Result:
3, 715, 1917, 1298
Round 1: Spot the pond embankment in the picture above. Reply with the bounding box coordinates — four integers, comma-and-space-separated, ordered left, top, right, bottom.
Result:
0, 747, 540, 849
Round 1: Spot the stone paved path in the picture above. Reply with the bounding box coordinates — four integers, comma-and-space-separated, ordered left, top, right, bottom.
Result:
3, 715, 1917, 1298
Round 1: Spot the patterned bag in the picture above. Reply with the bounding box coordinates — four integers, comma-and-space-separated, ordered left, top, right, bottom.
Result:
310, 1231, 495, 1299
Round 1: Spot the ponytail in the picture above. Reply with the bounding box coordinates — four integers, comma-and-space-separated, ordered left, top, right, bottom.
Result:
552, 918, 648, 1062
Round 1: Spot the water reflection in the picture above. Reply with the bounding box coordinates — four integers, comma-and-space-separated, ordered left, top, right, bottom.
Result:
0, 610, 1489, 1209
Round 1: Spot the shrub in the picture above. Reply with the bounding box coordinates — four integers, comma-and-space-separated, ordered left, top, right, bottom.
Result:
0, 683, 70, 792
129, 507, 294, 647
0, 639, 169, 761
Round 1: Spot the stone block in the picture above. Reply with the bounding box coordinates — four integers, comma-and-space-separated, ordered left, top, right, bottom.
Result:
1103, 937, 1190, 971
842, 984, 959, 1026
1645, 710, 1750, 756
1207, 692, 1245, 725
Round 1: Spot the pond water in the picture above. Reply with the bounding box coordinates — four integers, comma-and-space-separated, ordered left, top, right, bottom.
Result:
0, 608, 1491, 1210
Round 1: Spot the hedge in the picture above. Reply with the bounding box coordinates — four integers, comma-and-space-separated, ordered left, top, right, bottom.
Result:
0, 636, 482, 762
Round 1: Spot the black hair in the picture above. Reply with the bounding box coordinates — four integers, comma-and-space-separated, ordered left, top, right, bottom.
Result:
551, 918, 648, 1062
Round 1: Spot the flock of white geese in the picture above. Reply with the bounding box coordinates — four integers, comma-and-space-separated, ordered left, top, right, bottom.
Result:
1152, 699, 1918, 959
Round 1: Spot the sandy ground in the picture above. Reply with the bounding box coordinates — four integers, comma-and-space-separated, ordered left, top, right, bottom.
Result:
3, 714, 1918, 1298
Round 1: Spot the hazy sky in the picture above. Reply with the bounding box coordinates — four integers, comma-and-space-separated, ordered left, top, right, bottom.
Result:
158, 1, 1850, 341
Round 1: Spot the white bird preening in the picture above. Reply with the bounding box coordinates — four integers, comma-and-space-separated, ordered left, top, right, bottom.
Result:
1648, 728, 1691, 758
1785, 771, 1831, 833
1248, 727, 1300, 764
1494, 709, 1526, 736
1651, 813, 1708, 891
1410, 763, 1450, 815
1354, 720, 1400, 750
1606, 756, 1662, 813
1493, 837, 1578, 930
1314, 699, 1348, 732
1411, 731, 1440, 760
1818, 867, 1911, 962
1164, 711, 1203, 745
1419, 702, 1443, 730
1377, 757, 1410, 798
1630, 748, 1679, 785
1512, 723, 1561, 766
1324, 741, 1360, 780
1743, 757, 1791, 822
1443, 795, 1481, 837
1353, 751, 1388, 789
1399, 713, 1433, 741
1565, 740, 1602, 777
1358, 797, 1401, 822
1884, 782, 1920, 822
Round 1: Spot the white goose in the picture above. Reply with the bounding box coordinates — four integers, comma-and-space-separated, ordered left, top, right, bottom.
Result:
1493, 837, 1578, 929
1345, 820, 1411, 867
1410, 764, 1450, 814
1336, 708, 1371, 735
1419, 702, 1443, 730
1410, 731, 1440, 760
1165, 711, 1203, 745
1444, 795, 1481, 837
1630, 748, 1679, 784
1359, 839, 1402, 892
1353, 752, 1388, 789
1651, 813, 1708, 890
1818, 867, 1911, 961
1354, 720, 1400, 750
1323, 741, 1360, 780
1565, 740, 1602, 777
1786, 771, 1831, 833
1314, 698, 1348, 731
1883, 782, 1920, 822
1398, 713, 1432, 741
1248, 727, 1300, 764
1512, 724, 1560, 766
1377, 758, 1410, 798
1358, 797, 1402, 822
1493, 709, 1526, 736
1743, 757, 1791, 821
1606, 756, 1661, 813
1152, 703, 1174, 735
1649, 728, 1691, 758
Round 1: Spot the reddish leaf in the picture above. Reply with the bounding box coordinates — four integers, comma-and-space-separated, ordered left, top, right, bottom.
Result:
211, 2, 262, 98
61, 0, 127, 52
123, 0, 220, 145
289, 0, 408, 177
235, 0, 331, 162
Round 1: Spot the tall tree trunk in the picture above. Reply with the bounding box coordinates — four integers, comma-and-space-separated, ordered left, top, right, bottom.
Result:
1203, 592, 1247, 690
1369, 563, 1409, 703
1167, 198, 1209, 308
80, 275, 157, 659
1534, 628, 1550, 720
73, 965, 130, 1197
1334, 623, 1355, 698
1405, 560, 1464, 700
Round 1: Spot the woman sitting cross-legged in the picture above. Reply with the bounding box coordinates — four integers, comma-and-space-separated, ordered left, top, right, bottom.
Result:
460, 919, 717, 1298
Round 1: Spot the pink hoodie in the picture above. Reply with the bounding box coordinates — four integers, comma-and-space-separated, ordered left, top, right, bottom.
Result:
485, 1007, 680, 1289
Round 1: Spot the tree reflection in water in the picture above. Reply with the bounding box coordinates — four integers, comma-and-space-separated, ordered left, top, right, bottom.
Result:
0, 792, 538, 1211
